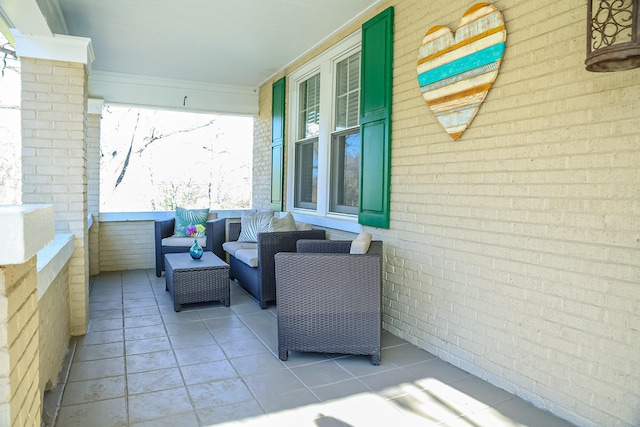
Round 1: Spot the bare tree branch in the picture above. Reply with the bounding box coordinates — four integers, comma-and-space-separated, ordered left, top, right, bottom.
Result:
1, 44, 18, 78
0, 45, 16, 58
135, 119, 217, 153
114, 112, 140, 188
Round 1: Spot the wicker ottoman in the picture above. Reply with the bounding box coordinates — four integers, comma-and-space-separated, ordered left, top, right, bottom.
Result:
164, 252, 230, 311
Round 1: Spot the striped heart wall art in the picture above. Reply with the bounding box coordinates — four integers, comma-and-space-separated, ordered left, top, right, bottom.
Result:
417, 3, 506, 141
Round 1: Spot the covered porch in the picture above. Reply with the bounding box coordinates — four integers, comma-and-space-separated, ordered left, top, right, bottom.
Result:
0, 0, 638, 426
54, 269, 572, 426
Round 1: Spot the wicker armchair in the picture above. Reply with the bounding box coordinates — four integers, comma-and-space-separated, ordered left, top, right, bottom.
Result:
154, 216, 225, 277
275, 239, 383, 365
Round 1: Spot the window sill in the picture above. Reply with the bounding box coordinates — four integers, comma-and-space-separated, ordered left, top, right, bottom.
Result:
290, 212, 362, 233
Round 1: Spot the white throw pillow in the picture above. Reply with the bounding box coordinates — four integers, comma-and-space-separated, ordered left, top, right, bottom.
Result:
237, 210, 274, 242
350, 232, 372, 254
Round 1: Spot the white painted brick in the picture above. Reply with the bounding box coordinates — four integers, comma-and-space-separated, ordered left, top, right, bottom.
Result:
21, 56, 89, 337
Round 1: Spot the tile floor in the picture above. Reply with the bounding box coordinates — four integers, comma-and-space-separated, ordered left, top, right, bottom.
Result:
52, 269, 576, 426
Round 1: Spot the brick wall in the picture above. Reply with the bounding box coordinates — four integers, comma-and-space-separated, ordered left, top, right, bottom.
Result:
98, 221, 155, 271
20, 58, 90, 336
87, 113, 101, 276
253, 85, 272, 210
38, 262, 70, 392
255, 1, 640, 426
0, 260, 41, 427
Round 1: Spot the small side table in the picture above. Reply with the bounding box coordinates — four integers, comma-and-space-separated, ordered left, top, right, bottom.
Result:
164, 252, 230, 311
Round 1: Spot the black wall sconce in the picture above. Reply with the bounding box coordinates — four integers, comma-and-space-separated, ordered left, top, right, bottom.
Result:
586, 0, 640, 71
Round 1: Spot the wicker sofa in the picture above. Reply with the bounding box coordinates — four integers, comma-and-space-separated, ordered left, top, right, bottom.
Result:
275, 239, 383, 364
154, 214, 226, 277
210, 218, 326, 308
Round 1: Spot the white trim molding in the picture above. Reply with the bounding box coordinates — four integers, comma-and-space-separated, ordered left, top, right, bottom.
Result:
88, 98, 104, 115
285, 30, 362, 232
0, 0, 52, 37
10, 30, 94, 70
90, 71, 259, 116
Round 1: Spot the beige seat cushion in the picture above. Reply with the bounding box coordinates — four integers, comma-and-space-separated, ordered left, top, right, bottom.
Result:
234, 248, 259, 268
162, 236, 206, 247
222, 241, 258, 258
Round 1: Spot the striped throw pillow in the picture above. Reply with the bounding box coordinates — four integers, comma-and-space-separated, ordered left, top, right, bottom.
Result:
237, 210, 274, 242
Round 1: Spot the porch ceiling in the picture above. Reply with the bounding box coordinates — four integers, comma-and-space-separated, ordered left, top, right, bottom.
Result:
60, 0, 381, 88
0, 0, 381, 114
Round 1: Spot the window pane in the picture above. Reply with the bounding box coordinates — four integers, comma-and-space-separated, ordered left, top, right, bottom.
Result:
335, 52, 360, 130
295, 138, 318, 209
330, 130, 360, 214
299, 74, 320, 139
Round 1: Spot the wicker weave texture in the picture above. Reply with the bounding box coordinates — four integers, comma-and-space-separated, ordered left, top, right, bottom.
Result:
154, 217, 225, 277
225, 224, 325, 308
275, 241, 383, 365
165, 253, 230, 311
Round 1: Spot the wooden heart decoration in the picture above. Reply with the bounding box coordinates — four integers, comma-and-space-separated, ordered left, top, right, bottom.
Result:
417, 3, 506, 141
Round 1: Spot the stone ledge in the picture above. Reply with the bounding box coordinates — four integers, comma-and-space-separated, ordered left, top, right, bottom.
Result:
0, 205, 54, 265
37, 233, 74, 300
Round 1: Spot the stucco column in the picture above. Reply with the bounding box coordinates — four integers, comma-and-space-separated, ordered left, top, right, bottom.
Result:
15, 33, 94, 335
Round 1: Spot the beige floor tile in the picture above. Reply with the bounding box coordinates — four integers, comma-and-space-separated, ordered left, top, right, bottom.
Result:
227, 353, 286, 377
125, 336, 172, 355
75, 341, 125, 361
290, 359, 354, 388
169, 330, 217, 349
242, 368, 307, 399
89, 318, 125, 332
181, 359, 238, 385
130, 411, 200, 427
54, 270, 577, 427
68, 357, 125, 382
56, 397, 128, 427
124, 314, 164, 328
128, 387, 194, 424
61, 376, 126, 406
127, 367, 184, 395
174, 344, 227, 366
187, 378, 255, 409
218, 337, 272, 359
258, 388, 320, 413
126, 349, 178, 374
196, 400, 265, 426
124, 324, 167, 341
310, 378, 371, 402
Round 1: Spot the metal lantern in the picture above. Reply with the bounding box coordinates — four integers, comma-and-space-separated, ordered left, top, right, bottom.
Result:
586, 0, 640, 71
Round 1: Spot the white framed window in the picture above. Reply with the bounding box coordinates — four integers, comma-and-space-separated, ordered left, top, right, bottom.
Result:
287, 31, 362, 232
330, 50, 360, 215
294, 73, 320, 210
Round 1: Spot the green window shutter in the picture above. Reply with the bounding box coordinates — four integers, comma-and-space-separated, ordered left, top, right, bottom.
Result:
270, 77, 286, 211
359, 7, 393, 228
